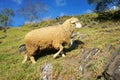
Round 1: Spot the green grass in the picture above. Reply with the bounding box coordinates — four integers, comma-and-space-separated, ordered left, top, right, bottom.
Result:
0, 18, 120, 80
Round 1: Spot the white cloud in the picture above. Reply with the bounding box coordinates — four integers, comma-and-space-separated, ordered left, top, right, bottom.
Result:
12, 0, 23, 4
55, 0, 66, 7
109, 6, 119, 10
85, 9, 93, 14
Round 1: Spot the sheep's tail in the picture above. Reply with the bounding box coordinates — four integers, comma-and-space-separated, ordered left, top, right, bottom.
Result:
19, 44, 26, 54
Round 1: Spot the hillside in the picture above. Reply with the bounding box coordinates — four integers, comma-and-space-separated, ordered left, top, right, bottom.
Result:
0, 14, 120, 80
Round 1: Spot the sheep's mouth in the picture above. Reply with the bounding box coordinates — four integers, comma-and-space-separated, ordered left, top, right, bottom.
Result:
75, 22, 82, 28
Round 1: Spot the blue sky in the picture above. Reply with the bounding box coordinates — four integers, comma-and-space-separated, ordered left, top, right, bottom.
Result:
0, 0, 93, 26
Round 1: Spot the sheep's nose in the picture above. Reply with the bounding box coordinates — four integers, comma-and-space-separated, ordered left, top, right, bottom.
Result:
75, 23, 82, 28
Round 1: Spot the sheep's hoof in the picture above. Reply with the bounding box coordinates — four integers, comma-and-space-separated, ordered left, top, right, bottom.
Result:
53, 56, 57, 59
53, 54, 58, 59
32, 61, 36, 64
22, 60, 26, 63
62, 54, 66, 57
31, 59, 36, 64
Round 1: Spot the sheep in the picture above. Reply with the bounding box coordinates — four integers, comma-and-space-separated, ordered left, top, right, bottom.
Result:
22, 17, 82, 63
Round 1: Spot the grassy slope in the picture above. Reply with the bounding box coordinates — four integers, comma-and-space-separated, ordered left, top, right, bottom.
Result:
0, 17, 120, 80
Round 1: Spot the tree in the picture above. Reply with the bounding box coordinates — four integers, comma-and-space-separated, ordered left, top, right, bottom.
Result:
0, 14, 8, 26
87, 0, 120, 12
0, 8, 15, 26
17, 0, 48, 23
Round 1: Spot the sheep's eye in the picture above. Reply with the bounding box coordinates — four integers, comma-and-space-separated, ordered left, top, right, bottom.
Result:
72, 22, 75, 24
71, 20, 79, 24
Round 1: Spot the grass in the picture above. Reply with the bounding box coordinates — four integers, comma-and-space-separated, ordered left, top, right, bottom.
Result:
0, 18, 120, 80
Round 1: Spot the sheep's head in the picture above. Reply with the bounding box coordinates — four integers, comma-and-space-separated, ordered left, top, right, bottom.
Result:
70, 18, 82, 28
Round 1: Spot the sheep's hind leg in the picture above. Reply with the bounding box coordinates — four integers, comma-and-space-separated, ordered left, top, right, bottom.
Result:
53, 45, 63, 58
22, 54, 29, 63
60, 51, 66, 57
62, 53, 66, 57
29, 56, 36, 64
28, 47, 37, 64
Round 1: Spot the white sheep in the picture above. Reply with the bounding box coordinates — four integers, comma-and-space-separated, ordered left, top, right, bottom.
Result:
22, 17, 82, 63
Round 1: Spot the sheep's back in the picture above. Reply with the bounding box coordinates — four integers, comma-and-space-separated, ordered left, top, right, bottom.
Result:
24, 26, 66, 48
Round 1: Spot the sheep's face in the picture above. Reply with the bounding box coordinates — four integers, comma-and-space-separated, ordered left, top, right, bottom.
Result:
70, 18, 82, 28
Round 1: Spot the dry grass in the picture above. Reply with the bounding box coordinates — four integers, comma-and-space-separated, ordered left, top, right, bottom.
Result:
0, 17, 120, 80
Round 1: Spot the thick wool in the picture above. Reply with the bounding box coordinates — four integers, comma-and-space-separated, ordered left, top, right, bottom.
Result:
23, 17, 81, 63
25, 18, 75, 56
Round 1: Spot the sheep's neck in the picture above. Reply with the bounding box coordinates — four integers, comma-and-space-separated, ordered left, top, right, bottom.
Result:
62, 24, 75, 38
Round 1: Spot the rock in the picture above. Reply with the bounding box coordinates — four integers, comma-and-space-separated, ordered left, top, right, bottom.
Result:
105, 30, 113, 33
78, 48, 100, 75
14, 38, 21, 41
101, 26, 108, 28
0, 35, 7, 39
98, 47, 120, 80
81, 48, 100, 62
79, 64, 84, 73
87, 48, 100, 56
70, 77, 76, 80
115, 28, 120, 31
19, 44, 26, 53
57, 77, 62, 80
83, 23, 87, 27
104, 44, 113, 52
103, 55, 120, 80
114, 22, 120, 26
43, 75, 49, 80
91, 21, 99, 25
83, 21, 99, 28
78, 34, 87, 40
41, 64, 53, 80
83, 24, 92, 28
71, 32, 80, 38
87, 25, 93, 28
78, 48, 88, 63
0, 41, 2, 44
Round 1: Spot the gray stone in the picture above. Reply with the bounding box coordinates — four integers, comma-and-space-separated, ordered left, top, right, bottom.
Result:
99, 47, 120, 80
79, 64, 84, 73
19, 44, 26, 53
78, 34, 87, 40
41, 64, 53, 80
115, 28, 120, 31
102, 26, 108, 28
84, 48, 100, 61
71, 32, 80, 38
0, 35, 7, 39
0, 41, 2, 44
91, 21, 99, 25
105, 30, 113, 33
78, 48, 100, 62
70, 77, 76, 80
104, 44, 113, 52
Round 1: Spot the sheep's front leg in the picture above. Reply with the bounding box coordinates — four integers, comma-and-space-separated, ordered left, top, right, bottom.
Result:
58, 51, 66, 57
61, 51, 66, 57
29, 56, 36, 64
70, 39, 73, 47
53, 45, 63, 58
